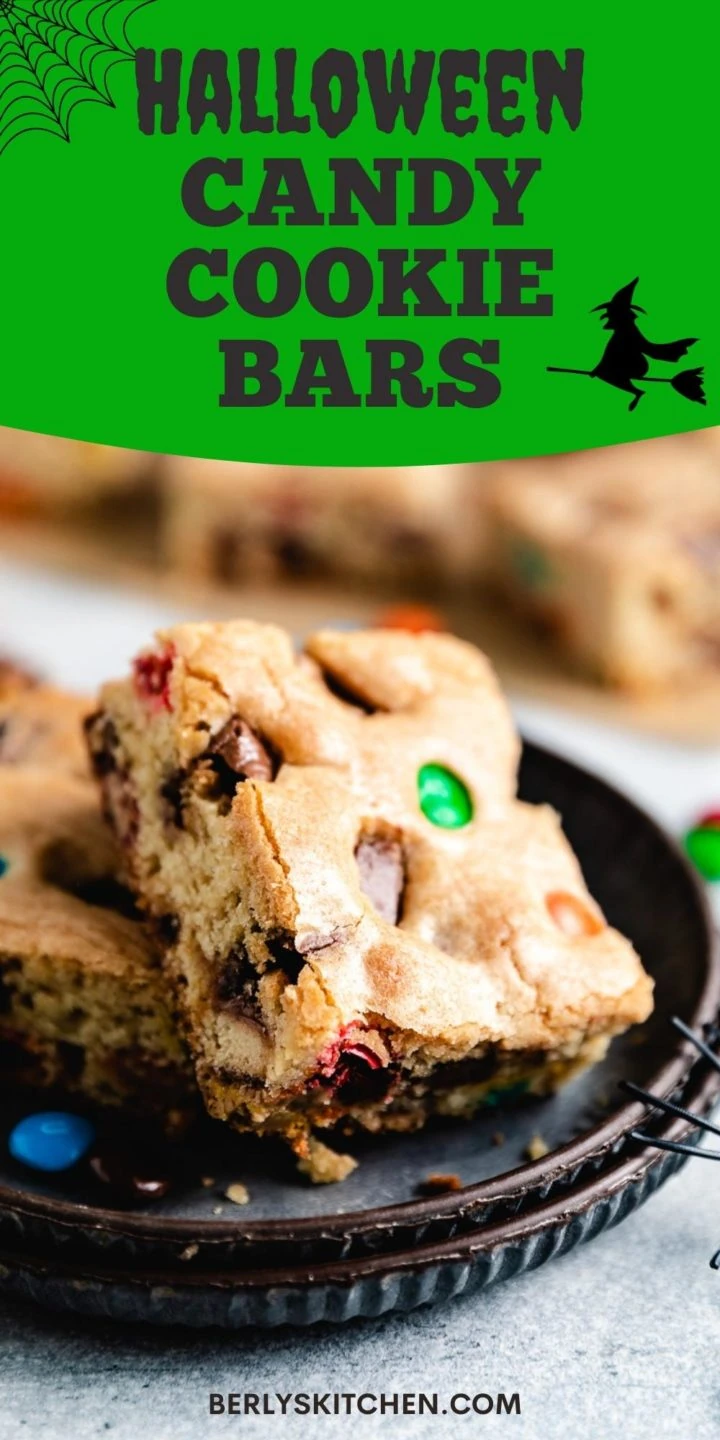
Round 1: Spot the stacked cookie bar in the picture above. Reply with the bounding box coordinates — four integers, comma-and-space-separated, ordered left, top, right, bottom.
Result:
0, 674, 193, 1126
88, 621, 653, 1177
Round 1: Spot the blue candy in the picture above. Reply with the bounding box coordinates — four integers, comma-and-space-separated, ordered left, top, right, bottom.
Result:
0, 855, 8, 878
9, 1112, 96, 1173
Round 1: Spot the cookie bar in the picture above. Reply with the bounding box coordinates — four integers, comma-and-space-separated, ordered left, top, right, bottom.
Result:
0, 425, 150, 512
0, 658, 39, 697
0, 681, 92, 777
162, 457, 482, 586
88, 621, 652, 1177
0, 768, 193, 1125
488, 431, 720, 690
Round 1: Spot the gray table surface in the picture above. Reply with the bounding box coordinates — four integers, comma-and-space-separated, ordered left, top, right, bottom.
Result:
0, 1145, 717, 1440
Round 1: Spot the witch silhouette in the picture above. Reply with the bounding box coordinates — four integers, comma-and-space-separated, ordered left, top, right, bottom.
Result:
549, 279, 705, 412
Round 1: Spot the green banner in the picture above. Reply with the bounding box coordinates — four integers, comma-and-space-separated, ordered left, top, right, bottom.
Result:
0, 1, 716, 463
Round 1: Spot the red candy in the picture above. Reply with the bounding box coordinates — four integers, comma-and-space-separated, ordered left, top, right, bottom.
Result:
315, 1031, 389, 1103
375, 604, 446, 634
698, 810, 720, 829
133, 644, 176, 712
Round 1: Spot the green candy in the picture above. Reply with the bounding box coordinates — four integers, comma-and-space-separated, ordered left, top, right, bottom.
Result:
685, 827, 720, 883
483, 1080, 531, 1107
510, 540, 552, 590
418, 764, 473, 829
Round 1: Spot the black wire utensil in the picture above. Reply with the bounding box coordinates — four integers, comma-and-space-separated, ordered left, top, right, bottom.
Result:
621, 1016, 720, 1266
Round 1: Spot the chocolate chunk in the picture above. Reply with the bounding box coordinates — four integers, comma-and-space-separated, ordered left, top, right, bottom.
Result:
209, 718, 276, 783
355, 838, 404, 924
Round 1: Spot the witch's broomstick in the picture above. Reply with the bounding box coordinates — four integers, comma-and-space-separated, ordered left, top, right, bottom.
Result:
548, 366, 706, 406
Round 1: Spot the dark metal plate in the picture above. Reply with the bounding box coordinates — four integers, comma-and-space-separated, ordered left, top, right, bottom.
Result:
0, 743, 716, 1278
0, 1056, 715, 1328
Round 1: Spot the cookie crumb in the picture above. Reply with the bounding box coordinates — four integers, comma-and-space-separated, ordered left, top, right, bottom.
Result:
200, 1176, 215, 1188
225, 1182, 250, 1206
525, 1133, 549, 1161
416, 1172, 462, 1196
297, 1137, 358, 1185
491, 1131, 506, 1148
212, 1205, 224, 1216
179, 1243, 198, 1261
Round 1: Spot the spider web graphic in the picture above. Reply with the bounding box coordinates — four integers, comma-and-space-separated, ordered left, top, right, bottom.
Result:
0, 0, 156, 156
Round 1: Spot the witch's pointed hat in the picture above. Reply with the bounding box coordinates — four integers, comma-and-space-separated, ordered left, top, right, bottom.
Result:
592, 278, 646, 315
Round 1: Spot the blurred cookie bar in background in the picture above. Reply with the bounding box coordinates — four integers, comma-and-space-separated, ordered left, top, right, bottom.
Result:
488, 430, 720, 691
0, 426, 152, 513
0, 680, 92, 777
162, 456, 489, 588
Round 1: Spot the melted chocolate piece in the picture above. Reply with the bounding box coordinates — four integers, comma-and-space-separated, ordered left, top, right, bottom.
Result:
355, 838, 404, 924
210, 717, 276, 782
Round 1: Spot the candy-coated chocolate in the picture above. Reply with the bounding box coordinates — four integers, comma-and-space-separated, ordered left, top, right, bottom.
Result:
510, 541, 552, 589
697, 810, 720, 830
132, 644, 175, 712
9, 1111, 95, 1172
546, 890, 604, 937
685, 827, 720, 883
375, 603, 446, 634
418, 764, 473, 828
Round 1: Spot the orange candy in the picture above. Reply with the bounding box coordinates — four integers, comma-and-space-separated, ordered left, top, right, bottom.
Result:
375, 604, 446, 634
546, 891, 604, 938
